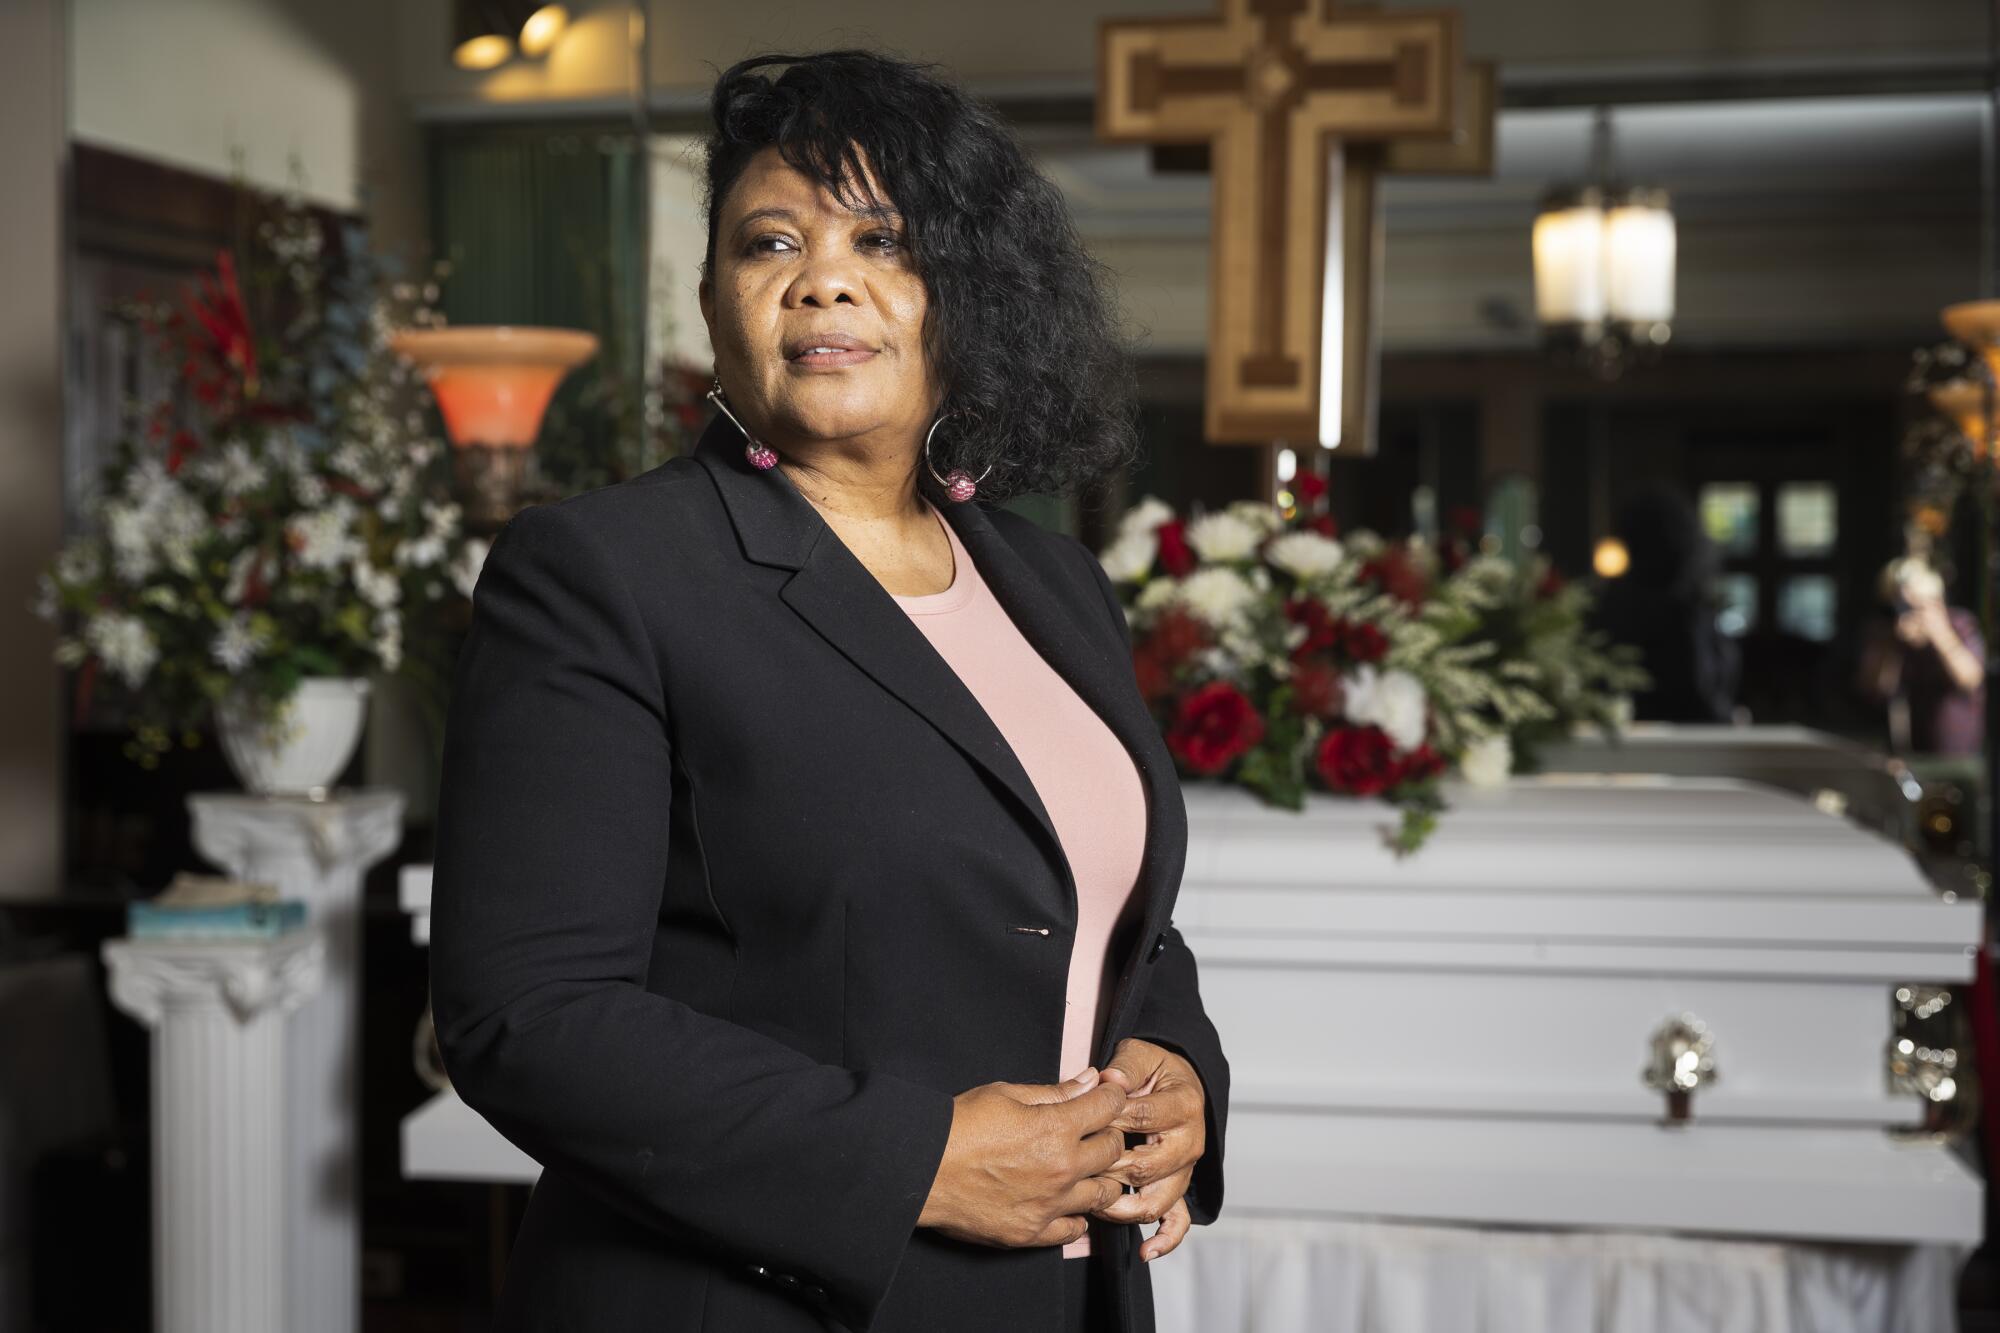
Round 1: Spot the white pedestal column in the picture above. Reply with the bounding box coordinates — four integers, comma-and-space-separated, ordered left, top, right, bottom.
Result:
103, 931, 325, 1333
187, 790, 405, 1333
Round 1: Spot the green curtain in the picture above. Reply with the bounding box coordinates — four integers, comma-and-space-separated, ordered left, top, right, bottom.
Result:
429, 122, 650, 491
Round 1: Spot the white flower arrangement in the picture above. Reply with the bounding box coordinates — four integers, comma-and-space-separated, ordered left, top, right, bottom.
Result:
1096, 493, 1644, 853
31, 190, 482, 769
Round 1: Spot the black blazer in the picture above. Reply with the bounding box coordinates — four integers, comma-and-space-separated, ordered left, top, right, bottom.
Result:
428, 413, 1230, 1333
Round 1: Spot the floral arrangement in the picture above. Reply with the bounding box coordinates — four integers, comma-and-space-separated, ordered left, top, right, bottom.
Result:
1096, 479, 1643, 852
31, 187, 484, 769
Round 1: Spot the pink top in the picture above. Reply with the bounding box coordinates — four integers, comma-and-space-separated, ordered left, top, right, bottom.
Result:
891, 501, 1148, 1259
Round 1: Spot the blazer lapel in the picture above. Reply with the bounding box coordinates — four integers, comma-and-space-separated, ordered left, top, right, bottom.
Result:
691, 417, 1071, 914
690, 416, 1182, 1045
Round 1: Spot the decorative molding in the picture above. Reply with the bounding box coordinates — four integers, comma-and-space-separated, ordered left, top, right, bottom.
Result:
102, 931, 324, 1027
187, 788, 405, 876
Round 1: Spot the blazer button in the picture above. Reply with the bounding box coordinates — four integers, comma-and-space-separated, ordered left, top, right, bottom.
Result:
1147, 931, 1167, 962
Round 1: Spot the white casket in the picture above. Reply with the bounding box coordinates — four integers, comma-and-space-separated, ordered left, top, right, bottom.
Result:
1536, 723, 1923, 845
1180, 774, 1984, 1246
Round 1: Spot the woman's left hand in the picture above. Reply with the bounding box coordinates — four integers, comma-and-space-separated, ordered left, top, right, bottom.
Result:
1088, 1037, 1206, 1261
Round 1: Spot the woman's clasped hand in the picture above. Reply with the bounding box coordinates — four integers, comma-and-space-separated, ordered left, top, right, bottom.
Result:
917, 1037, 1207, 1262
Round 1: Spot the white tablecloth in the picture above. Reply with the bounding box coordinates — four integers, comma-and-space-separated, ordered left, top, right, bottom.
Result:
1149, 1215, 1966, 1333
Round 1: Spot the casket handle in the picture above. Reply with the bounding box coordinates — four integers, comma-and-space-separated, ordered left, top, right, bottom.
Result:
1641, 1012, 1717, 1125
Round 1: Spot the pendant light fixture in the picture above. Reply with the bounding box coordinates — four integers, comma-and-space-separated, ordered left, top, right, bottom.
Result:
451, 0, 571, 70
1532, 107, 1677, 379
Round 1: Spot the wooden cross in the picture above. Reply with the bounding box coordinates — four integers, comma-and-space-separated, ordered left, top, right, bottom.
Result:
1100, 0, 1488, 456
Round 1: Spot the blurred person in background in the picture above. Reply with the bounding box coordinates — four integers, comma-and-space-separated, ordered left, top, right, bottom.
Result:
1858, 554, 1985, 755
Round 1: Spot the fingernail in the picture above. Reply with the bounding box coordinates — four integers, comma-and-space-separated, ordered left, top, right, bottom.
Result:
1076, 1067, 1098, 1086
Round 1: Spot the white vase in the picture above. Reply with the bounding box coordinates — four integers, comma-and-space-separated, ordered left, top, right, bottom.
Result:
214, 677, 373, 796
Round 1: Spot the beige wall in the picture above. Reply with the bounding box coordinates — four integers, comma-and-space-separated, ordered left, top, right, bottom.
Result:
71, 0, 425, 257
1, 0, 66, 898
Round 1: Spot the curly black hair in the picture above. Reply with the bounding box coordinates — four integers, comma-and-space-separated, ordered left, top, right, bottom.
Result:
700, 49, 1140, 505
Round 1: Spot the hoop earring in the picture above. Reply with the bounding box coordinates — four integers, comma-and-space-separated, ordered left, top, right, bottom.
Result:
707, 376, 778, 470
923, 414, 992, 503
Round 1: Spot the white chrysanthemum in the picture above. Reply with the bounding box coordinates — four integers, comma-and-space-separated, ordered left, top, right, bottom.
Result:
1117, 496, 1174, 536
1135, 577, 1179, 612
30, 573, 59, 622
216, 440, 269, 497
353, 558, 401, 610
1265, 530, 1346, 580
1098, 529, 1158, 583
287, 498, 361, 572
105, 460, 209, 583
85, 611, 159, 688
105, 504, 157, 583
210, 614, 267, 673
1343, 663, 1428, 752
1194, 645, 1242, 680
293, 474, 329, 509
1460, 733, 1512, 787
422, 499, 462, 541
1177, 566, 1258, 627
1344, 530, 1386, 561
1225, 499, 1284, 534
330, 440, 374, 484
1608, 694, 1635, 731
223, 548, 260, 605
374, 607, 403, 672
450, 537, 490, 599
1186, 510, 1262, 563
56, 542, 102, 586
54, 637, 87, 667
396, 534, 446, 570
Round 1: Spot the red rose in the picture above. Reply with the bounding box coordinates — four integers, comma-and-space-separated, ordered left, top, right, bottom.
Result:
1289, 660, 1346, 719
1156, 519, 1197, 578
1307, 513, 1339, 538
1396, 744, 1446, 785
1145, 605, 1211, 667
1167, 681, 1266, 776
1294, 471, 1328, 502
1335, 619, 1388, 665
1132, 646, 1174, 704
1359, 549, 1429, 606
1314, 725, 1400, 796
1284, 598, 1339, 659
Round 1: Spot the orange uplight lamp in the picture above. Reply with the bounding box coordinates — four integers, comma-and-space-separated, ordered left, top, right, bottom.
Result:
1939, 302, 2000, 457
391, 325, 598, 527
1943, 301, 2000, 385
1928, 379, 1991, 456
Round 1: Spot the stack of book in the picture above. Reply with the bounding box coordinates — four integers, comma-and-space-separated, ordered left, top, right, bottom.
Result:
128, 872, 306, 939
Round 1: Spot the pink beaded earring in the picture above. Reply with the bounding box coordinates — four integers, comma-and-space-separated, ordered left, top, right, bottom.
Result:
707, 376, 777, 470
923, 413, 992, 503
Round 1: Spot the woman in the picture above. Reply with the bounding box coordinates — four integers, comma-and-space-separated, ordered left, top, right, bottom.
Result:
428, 49, 1229, 1333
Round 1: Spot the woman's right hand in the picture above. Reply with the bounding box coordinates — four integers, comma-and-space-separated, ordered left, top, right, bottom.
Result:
917, 1068, 1129, 1248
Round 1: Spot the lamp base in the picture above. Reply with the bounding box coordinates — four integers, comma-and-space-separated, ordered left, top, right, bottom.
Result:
452, 446, 534, 531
